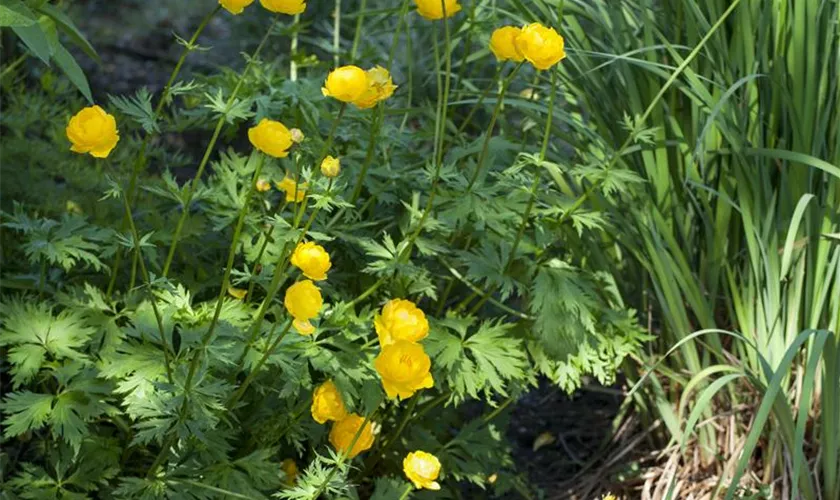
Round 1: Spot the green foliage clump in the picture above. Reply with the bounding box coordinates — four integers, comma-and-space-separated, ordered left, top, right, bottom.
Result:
0, 0, 649, 498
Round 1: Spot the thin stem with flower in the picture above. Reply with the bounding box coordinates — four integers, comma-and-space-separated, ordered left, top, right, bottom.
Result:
162, 14, 281, 278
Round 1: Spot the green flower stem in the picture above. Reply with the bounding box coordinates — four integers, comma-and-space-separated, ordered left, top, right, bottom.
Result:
461, 71, 557, 315
106, 5, 220, 298
452, 0, 478, 101
362, 394, 419, 475
37, 257, 46, 299
236, 104, 346, 366
312, 408, 380, 499
438, 257, 534, 320
332, 6, 452, 308
397, 484, 413, 500
456, 65, 502, 135
183, 153, 267, 394
465, 62, 524, 192
145, 149, 268, 478
387, 0, 412, 69
0, 54, 27, 80
225, 319, 291, 409
333, 0, 341, 67
119, 192, 174, 384
398, 10, 452, 258
244, 206, 286, 303
350, 106, 382, 203
350, 0, 367, 63
162, 14, 281, 278
291, 14, 300, 81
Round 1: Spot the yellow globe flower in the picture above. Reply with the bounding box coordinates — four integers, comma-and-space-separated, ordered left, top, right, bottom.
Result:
310, 380, 348, 424
219, 0, 255, 14
489, 26, 524, 62
256, 179, 272, 192
248, 118, 293, 158
320, 155, 341, 178
374, 340, 434, 400
515, 23, 567, 70
275, 177, 307, 203
290, 241, 331, 281
66, 105, 120, 158
280, 458, 298, 485
374, 299, 429, 347
414, 0, 461, 20
329, 413, 375, 459
284, 280, 323, 334
227, 287, 247, 300
352, 66, 398, 109
260, 0, 306, 14
403, 451, 441, 490
321, 66, 369, 103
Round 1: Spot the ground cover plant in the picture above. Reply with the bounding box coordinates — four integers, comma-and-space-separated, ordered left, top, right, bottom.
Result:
0, 0, 646, 498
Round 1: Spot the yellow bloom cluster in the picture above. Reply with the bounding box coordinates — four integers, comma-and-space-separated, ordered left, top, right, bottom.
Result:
373, 299, 434, 400
322, 65, 397, 109
489, 23, 566, 70
403, 450, 442, 490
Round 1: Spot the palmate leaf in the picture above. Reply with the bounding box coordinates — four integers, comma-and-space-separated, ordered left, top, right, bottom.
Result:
2, 207, 113, 271
529, 259, 600, 359
0, 299, 95, 386
1, 391, 54, 437
427, 315, 530, 403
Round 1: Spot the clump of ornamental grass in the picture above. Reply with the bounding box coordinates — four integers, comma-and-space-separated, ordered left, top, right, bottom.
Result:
0, 1, 648, 498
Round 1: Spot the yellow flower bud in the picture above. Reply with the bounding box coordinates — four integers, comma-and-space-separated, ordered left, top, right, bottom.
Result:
260, 0, 306, 14
489, 26, 524, 62
219, 0, 255, 14
321, 66, 369, 103
310, 380, 348, 424
320, 155, 341, 178
248, 118, 293, 158
280, 458, 298, 485
284, 280, 323, 334
291, 241, 331, 281
329, 413, 375, 459
66, 105, 120, 158
413, 0, 461, 20
374, 299, 429, 347
352, 66, 398, 110
227, 287, 247, 300
374, 340, 434, 400
256, 179, 272, 192
275, 177, 307, 203
290, 128, 305, 143
403, 451, 441, 490
515, 23, 567, 71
